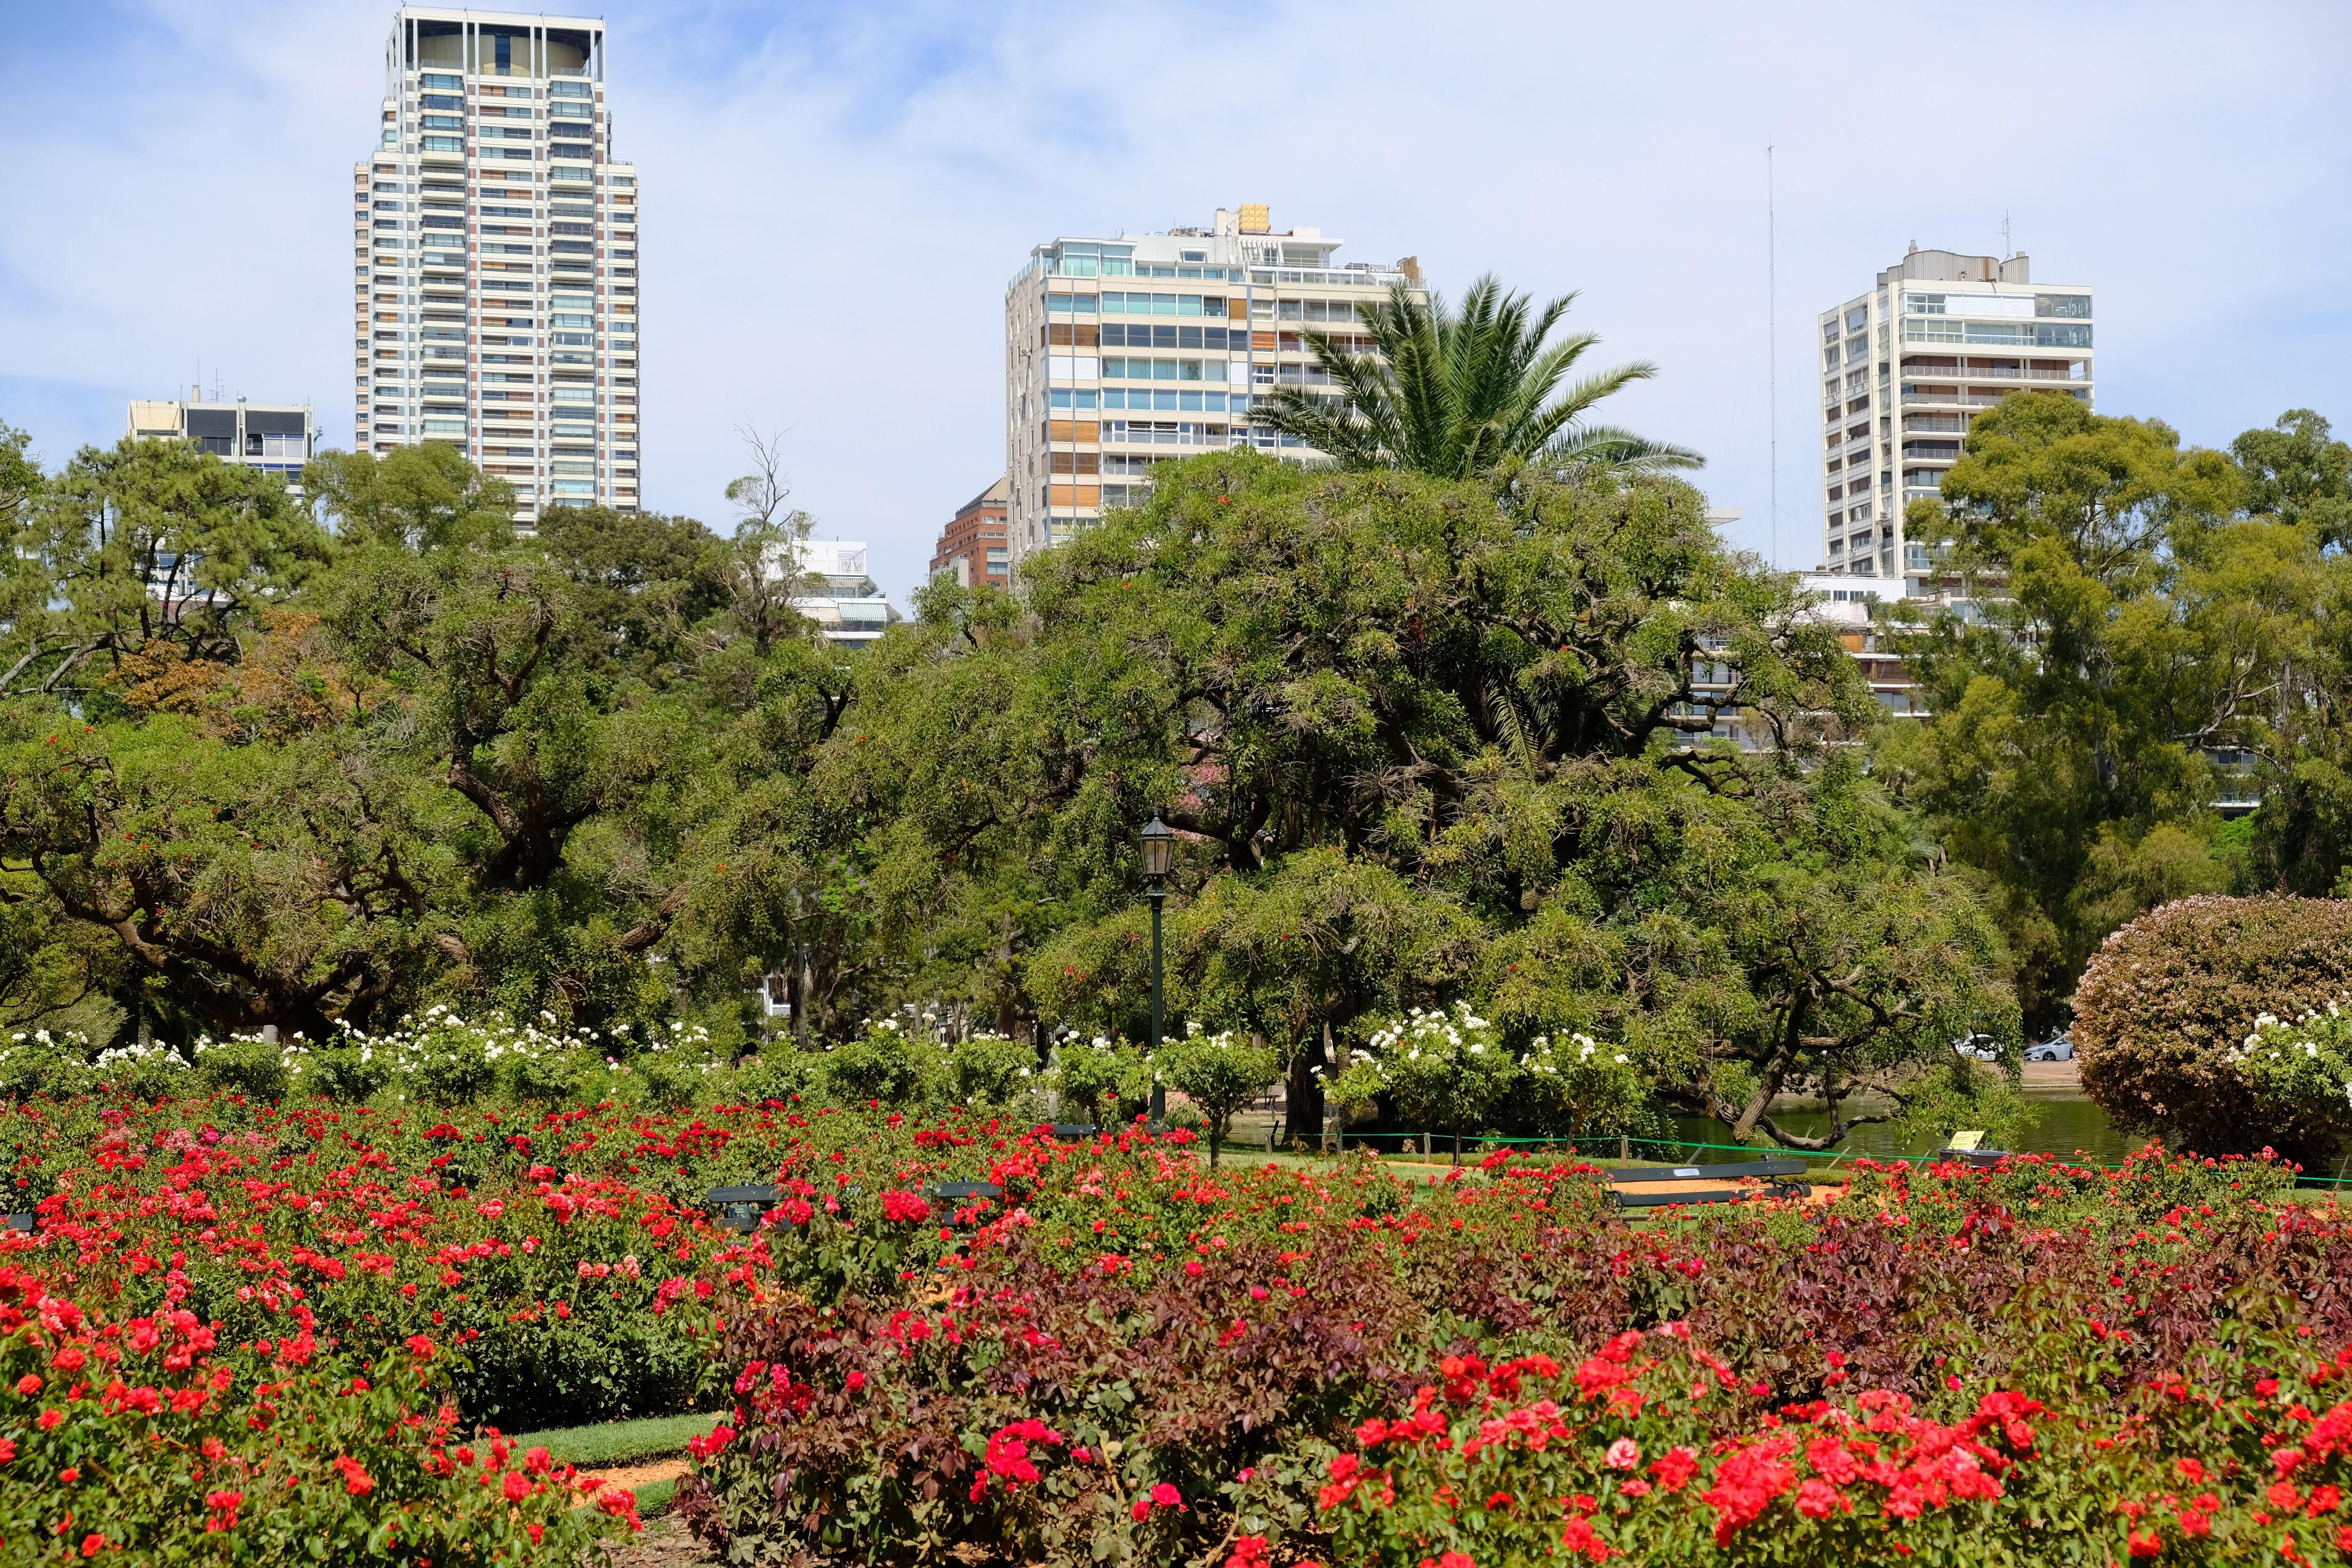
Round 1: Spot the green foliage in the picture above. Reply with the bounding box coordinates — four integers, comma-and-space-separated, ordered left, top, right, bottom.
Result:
1018, 455, 2014, 1150
191, 1033, 296, 1100
0, 425, 2026, 1155
817, 1022, 924, 1106
1254, 275, 1700, 478
1159, 1027, 1280, 1164
1048, 1035, 1148, 1125
2073, 894, 2352, 1161
1884, 392, 2259, 1033
937, 1031, 1042, 1114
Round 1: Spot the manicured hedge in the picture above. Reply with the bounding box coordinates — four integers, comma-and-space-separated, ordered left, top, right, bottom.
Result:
2073, 894, 2352, 1161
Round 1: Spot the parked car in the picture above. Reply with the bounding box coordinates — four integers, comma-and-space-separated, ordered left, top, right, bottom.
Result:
1952, 1034, 2001, 1062
2026, 1033, 2074, 1062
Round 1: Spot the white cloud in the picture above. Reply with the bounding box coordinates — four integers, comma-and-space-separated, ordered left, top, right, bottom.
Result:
3, 0, 2348, 600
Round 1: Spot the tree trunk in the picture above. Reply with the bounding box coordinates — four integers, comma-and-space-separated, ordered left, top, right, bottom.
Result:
1286, 1029, 1325, 1146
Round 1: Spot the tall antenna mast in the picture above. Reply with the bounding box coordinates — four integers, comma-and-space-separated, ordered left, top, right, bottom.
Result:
1766, 134, 1778, 572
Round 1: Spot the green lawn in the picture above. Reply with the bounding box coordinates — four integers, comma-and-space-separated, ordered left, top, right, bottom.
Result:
503, 1409, 726, 1470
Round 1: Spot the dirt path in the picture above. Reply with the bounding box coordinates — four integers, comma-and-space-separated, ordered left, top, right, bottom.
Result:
596, 1513, 712, 1567
584, 1457, 691, 1496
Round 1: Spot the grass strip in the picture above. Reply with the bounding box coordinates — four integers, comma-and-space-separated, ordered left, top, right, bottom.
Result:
504, 1409, 725, 1469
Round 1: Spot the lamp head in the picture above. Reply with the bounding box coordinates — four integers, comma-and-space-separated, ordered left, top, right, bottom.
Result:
1139, 812, 1174, 884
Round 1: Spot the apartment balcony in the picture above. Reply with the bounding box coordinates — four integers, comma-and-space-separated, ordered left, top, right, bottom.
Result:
1898, 362, 2090, 384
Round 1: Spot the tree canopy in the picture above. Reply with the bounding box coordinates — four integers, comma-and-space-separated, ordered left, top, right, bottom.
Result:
0, 430, 2023, 1151
1884, 394, 2352, 1034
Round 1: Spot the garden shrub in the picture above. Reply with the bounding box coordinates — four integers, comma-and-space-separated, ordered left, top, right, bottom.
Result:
391, 1011, 502, 1104
1160, 1027, 1279, 1163
2074, 894, 2352, 1160
1315, 1321, 2352, 1567
734, 1045, 815, 1104
1049, 1034, 1146, 1123
934, 1030, 1042, 1114
191, 1034, 297, 1101
308, 1041, 396, 1103
0, 1030, 99, 1103
92, 1040, 192, 1100
818, 1023, 923, 1106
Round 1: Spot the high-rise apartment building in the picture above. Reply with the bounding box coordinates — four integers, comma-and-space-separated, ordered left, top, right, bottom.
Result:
127, 393, 317, 482
930, 478, 1011, 589
1003, 204, 1420, 574
1818, 246, 2091, 596
354, 8, 641, 526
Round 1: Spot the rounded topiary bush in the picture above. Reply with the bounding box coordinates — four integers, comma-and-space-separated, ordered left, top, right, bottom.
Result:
2073, 894, 2352, 1162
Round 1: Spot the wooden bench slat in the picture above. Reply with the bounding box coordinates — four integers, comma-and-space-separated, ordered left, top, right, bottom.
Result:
1607, 1159, 1808, 1185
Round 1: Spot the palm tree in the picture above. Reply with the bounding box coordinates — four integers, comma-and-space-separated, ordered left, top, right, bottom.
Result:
1253, 274, 1701, 480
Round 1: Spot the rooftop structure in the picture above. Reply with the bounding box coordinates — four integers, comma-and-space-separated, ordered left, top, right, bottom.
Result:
127, 393, 317, 484
786, 540, 903, 647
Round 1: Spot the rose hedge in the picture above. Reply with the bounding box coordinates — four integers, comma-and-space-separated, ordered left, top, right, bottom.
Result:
1318, 1324, 2352, 1566
0, 1261, 640, 1564
670, 1141, 2338, 1566
2074, 895, 2352, 1162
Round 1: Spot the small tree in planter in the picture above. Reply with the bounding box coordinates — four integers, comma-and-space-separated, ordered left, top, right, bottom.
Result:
1335, 1004, 1516, 1164
1161, 1027, 1280, 1166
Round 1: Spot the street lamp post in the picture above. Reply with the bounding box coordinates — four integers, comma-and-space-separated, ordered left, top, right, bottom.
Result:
1140, 813, 1173, 1124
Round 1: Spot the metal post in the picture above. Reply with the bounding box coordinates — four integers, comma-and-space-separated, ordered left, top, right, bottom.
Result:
1147, 890, 1166, 1122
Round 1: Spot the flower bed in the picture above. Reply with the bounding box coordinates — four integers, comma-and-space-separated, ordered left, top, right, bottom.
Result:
2, 1047, 2343, 1564
668, 1144, 2350, 1567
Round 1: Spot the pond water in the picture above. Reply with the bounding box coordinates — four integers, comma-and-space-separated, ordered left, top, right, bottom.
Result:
1656, 1087, 2143, 1168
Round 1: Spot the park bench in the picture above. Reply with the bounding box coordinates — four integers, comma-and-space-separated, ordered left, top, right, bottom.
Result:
706, 1183, 781, 1233
706, 1181, 880, 1231
1935, 1131, 2012, 1170
1606, 1158, 1812, 1210
926, 1179, 1002, 1231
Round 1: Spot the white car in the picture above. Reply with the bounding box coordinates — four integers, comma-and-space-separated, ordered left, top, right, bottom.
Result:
2025, 1034, 2074, 1063
1952, 1034, 2000, 1062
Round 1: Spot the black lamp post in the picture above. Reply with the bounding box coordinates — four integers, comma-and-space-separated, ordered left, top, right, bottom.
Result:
1140, 813, 1174, 1123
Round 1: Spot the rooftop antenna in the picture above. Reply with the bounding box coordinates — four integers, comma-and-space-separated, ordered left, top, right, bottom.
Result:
2002, 211, 2012, 259
1766, 133, 1778, 572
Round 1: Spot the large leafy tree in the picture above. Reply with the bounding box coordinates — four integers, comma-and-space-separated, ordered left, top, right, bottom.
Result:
1254, 275, 1700, 478
1882, 391, 2298, 1031
1014, 453, 2015, 1146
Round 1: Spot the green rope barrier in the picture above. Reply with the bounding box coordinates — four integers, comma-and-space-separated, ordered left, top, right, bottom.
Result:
1320, 1129, 2352, 1186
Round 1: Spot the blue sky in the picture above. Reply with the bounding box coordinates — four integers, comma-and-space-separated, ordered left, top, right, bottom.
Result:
5, 1, 2349, 601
